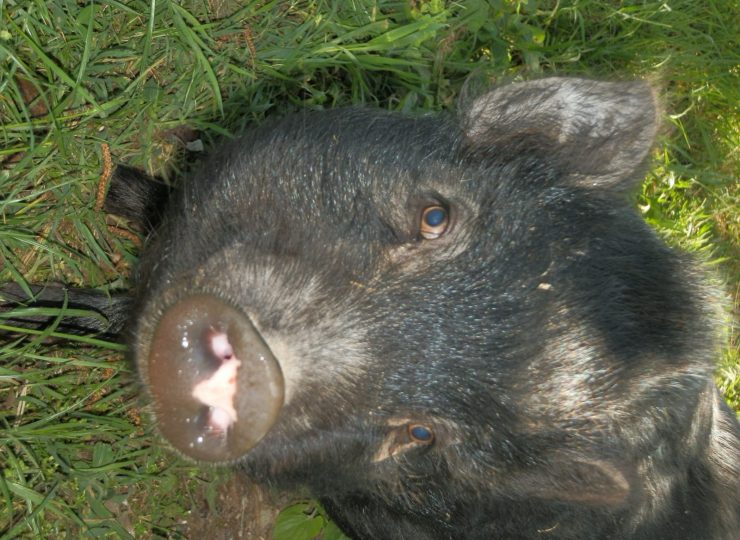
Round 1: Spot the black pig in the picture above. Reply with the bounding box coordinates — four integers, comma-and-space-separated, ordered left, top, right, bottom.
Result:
3, 78, 739, 539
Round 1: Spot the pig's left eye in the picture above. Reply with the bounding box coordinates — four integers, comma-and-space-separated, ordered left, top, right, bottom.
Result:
408, 424, 434, 444
420, 205, 449, 239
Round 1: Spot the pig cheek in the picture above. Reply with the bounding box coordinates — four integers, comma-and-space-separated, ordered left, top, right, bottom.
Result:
145, 295, 284, 463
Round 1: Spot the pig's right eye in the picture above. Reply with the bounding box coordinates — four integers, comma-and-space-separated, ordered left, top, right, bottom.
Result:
420, 205, 449, 240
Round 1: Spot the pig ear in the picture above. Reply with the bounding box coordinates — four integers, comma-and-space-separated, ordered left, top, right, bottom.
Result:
104, 165, 171, 233
0, 282, 131, 339
463, 77, 659, 189
509, 454, 635, 507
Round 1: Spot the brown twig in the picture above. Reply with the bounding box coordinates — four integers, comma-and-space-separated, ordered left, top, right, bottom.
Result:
244, 24, 257, 64
96, 142, 112, 211
107, 225, 142, 247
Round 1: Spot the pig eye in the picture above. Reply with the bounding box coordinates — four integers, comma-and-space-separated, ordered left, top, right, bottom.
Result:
408, 424, 434, 444
420, 205, 449, 240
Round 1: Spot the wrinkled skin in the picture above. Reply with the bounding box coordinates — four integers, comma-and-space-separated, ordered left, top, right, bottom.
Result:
3, 78, 738, 539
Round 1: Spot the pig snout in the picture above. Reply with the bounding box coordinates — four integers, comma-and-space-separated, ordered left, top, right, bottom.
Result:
145, 294, 284, 462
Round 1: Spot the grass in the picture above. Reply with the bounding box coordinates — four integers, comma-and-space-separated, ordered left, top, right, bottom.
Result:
1, 0, 737, 537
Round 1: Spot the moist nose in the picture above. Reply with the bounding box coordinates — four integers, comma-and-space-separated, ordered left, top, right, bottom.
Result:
145, 294, 284, 462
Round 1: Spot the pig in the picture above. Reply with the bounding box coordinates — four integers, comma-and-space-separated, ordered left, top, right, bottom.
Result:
3, 77, 738, 539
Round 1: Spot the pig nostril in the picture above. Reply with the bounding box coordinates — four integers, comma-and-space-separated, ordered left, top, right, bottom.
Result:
208, 330, 235, 362
145, 294, 284, 463
206, 406, 235, 436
